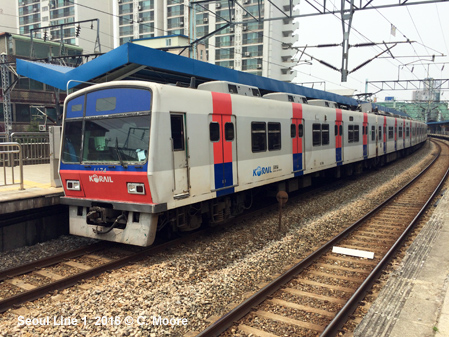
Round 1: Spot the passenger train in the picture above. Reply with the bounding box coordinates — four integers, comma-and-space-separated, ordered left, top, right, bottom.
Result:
59, 80, 427, 246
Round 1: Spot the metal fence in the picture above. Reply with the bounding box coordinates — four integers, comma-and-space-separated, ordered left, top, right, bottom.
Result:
1, 142, 24, 190
0, 132, 50, 166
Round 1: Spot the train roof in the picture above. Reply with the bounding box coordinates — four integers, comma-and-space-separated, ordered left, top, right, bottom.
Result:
16, 42, 409, 117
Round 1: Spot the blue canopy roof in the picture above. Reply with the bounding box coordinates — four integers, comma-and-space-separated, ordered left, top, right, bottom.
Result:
16, 42, 406, 115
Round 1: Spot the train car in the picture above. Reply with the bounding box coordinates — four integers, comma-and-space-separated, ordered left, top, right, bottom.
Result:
59, 80, 427, 246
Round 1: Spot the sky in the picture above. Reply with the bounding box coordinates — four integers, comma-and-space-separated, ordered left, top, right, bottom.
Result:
290, 0, 449, 102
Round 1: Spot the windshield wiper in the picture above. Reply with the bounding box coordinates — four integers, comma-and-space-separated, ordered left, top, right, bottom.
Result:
115, 138, 128, 169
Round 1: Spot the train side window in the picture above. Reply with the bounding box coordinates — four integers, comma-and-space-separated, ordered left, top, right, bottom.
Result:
268, 122, 281, 151
251, 122, 267, 152
321, 124, 329, 145
334, 125, 338, 136
388, 126, 394, 139
290, 124, 296, 138
225, 122, 234, 141
371, 126, 375, 141
399, 126, 403, 138
348, 125, 354, 143
170, 115, 185, 151
354, 125, 359, 142
312, 123, 321, 146
298, 124, 303, 137
406, 127, 409, 137
209, 122, 220, 142
379, 126, 382, 140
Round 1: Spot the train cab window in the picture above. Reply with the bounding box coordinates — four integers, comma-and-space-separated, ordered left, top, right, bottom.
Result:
225, 122, 234, 141
96, 97, 117, 112
209, 122, 220, 142
251, 122, 267, 152
268, 122, 281, 151
171, 115, 185, 151
371, 126, 375, 141
312, 124, 321, 146
321, 124, 329, 145
290, 124, 296, 138
62, 121, 83, 163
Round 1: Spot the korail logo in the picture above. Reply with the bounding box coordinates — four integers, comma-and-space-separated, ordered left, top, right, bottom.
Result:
89, 174, 114, 183
253, 166, 272, 177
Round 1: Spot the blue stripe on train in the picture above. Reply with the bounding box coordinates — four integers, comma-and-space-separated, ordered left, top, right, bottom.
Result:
293, 153, 304, 177
214, 162, 234, 197
336, 147, 342, 164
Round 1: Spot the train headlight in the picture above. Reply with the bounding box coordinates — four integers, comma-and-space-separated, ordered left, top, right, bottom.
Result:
127, 182, 145, 195
66, 180, 81, 191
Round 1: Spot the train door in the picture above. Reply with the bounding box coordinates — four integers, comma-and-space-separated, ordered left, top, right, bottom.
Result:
335, 109, 343, 165
170, 113, 190, 197
209, 114, 238, 196
292, 117, 305, 175
210, 92, 238, 197
363, 113, 368, 159
292, 103, 305, 175
394, 118, 398, 151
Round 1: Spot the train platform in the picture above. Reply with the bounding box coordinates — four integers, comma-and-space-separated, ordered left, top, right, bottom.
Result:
0, 163, 66, 251
0, 163, 63, 214
354, 180, 449, 337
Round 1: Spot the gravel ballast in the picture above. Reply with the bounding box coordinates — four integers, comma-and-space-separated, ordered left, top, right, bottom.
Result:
0, 142, 434, 337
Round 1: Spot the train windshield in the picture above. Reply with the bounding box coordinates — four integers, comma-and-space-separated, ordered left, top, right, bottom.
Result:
63, 116, 150, 165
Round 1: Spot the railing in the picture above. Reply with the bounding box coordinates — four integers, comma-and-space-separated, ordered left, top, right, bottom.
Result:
0, 132, 50, 166
1, 142, 24, 190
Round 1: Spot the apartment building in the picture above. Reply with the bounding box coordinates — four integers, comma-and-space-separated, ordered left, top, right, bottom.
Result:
11, 0, 297, 80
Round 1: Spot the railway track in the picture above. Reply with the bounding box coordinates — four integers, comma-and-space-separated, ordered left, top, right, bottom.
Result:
198, 138, 449, 337
0, 229, 212, 314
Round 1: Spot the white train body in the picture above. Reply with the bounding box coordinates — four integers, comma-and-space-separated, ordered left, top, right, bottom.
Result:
59, 81, 427, 246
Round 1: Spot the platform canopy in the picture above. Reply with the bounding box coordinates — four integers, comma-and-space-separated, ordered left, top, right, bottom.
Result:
16, 42, 406, 115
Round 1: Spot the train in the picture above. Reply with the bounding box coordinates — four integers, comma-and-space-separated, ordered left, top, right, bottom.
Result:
59, 80, 427, 246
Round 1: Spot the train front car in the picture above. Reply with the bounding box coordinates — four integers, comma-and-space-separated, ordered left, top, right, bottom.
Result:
59, 83, 162, 246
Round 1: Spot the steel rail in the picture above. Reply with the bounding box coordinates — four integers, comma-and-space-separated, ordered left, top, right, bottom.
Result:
321, 140, 449, 336
196, 139, 445, 337
0, 241, 111, 282
0, 230, 207, 313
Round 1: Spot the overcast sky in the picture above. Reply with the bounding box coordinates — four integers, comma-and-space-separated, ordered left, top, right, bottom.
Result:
291, 0, 449, 102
